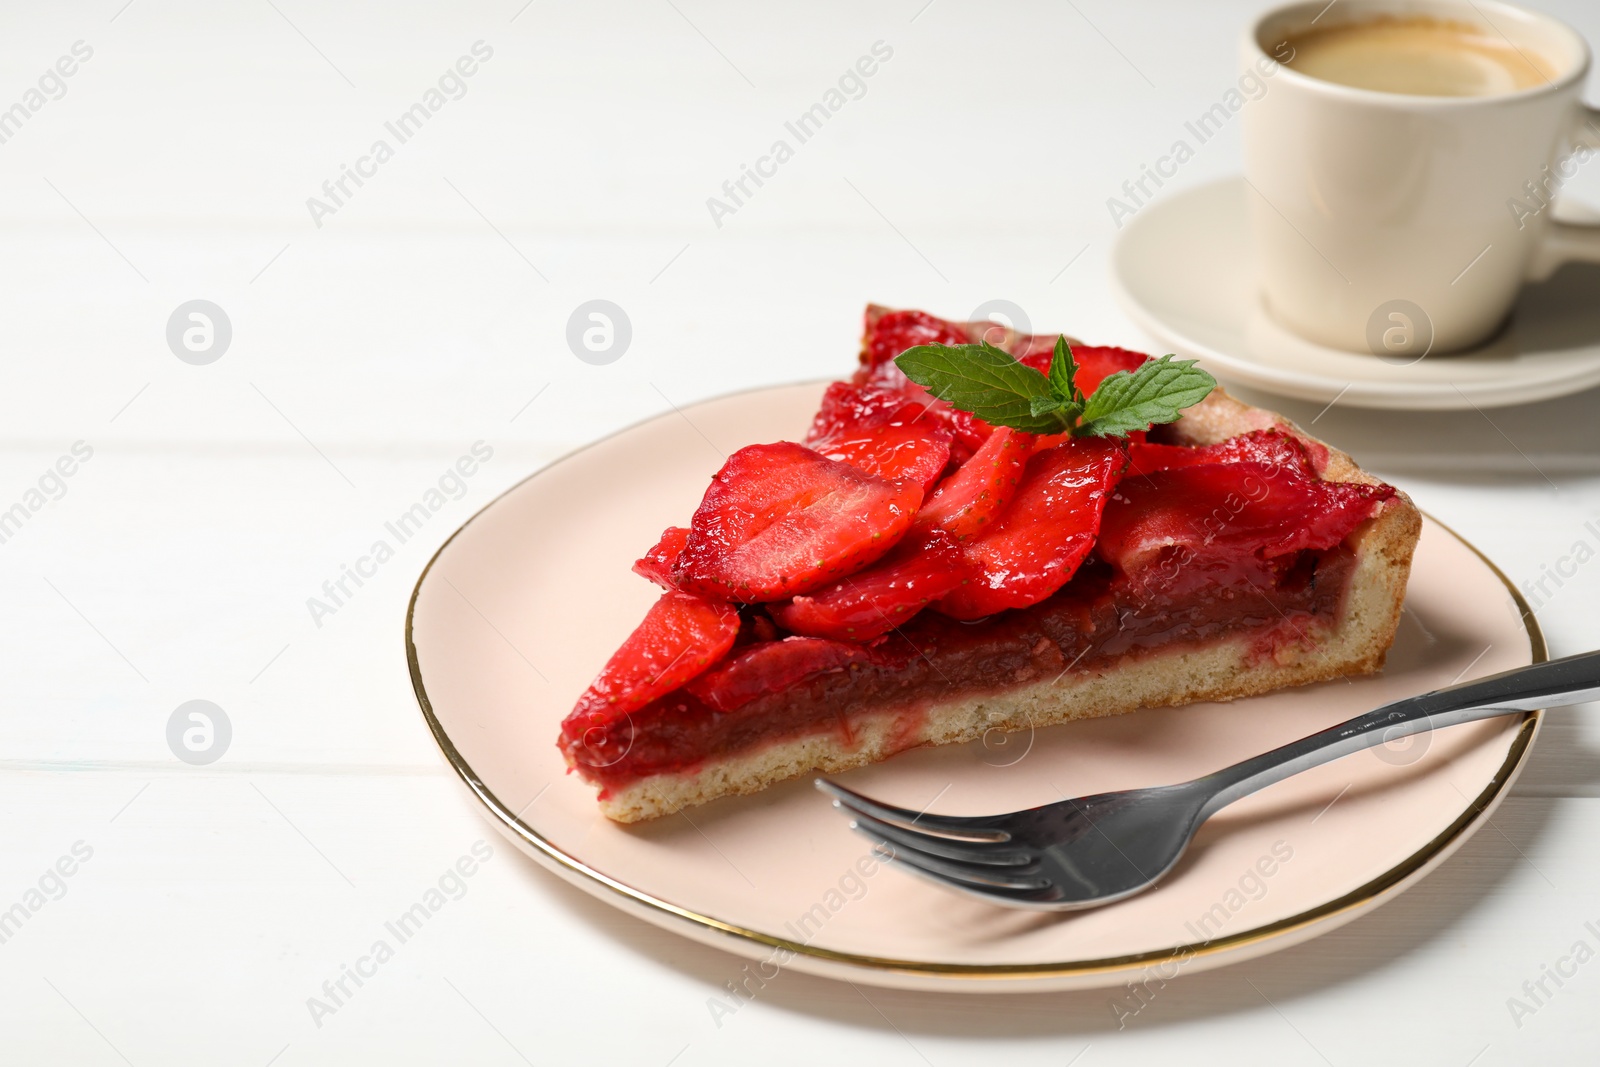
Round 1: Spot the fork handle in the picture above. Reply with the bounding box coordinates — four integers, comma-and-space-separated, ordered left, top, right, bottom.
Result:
1195, 648, 1600, 817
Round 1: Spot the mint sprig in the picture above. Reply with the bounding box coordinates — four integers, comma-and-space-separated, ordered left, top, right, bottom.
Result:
1078, 355, 1218, 438
891, 340, 1067, 434
894, 336, 1215, 439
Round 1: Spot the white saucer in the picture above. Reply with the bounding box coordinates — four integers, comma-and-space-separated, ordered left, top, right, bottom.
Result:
1110, 177, 1600, 410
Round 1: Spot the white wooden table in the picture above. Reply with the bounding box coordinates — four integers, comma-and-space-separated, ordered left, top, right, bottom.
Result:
4, 1, 1599, 1062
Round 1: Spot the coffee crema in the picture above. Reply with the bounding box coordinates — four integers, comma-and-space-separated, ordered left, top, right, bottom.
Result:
1281, 16, 1558, 96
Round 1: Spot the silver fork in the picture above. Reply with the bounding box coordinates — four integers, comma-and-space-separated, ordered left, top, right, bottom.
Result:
817, 649, 1600, 911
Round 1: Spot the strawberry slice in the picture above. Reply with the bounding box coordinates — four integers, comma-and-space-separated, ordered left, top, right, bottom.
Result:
937, 437, 1127, 620
853, 310, 994, 462
804, 383, 952, 496
1126, 429, 1321, 479
633, 526, 690, 589
913, 426, 1033, 541
941, 410, 993, 464
1018, 342, 1150, 396
860, 307, 969, 370
770, 530, 968, 641
804, 381, 913, 442
567, 590, 740, 727
684, 636, 868, 712
848, 359, 993, 465
808, 422, 951, 497
673, 442, 922, 603
1098, 461, 1395, 578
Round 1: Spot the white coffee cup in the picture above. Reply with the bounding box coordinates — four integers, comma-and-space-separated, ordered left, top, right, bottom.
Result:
1242, 0, 1600, 357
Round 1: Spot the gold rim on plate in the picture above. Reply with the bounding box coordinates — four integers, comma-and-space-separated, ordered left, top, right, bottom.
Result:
404, 391, 1546, 986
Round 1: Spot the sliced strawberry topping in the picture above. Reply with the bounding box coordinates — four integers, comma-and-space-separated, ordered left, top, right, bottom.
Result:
1069, 344, 1151, 396
685, 636, 868, 712
849, 355, 993, 463
674, 442, 922, 603
566, 590, 740, 728
1127, 429, 1318, 480
770, 530, 968, 641
937, 437, 1128, 620
804, 382, 952, 496
853, 311, 993, 460
808, 422, 951, 497
941, 410, 994, 462
913, 426, 1033, 541
633, 526, 691, 589
860, 307, 969, 369
805, 381, 912, 442
1098, 461, 1395, 582
804, 382, 891, 441
1017, 342, 1149, 396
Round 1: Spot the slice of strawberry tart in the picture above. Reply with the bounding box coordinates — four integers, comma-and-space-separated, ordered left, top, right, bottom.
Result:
559, 306, 1422, 823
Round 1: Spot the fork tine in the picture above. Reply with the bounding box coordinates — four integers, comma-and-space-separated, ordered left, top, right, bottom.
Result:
847, 810, 1036, 867
850, 825, 1049, 890
814, 779, 1011, 842
864, 844, 1071, 909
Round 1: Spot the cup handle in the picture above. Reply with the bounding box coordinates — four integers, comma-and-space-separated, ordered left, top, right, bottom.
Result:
1526, 105, 1600, 281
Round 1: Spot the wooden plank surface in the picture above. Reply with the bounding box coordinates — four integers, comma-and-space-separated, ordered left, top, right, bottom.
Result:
3, 0, 1599, 1062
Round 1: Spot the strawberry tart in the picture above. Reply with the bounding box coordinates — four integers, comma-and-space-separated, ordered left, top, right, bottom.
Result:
558, 306, 1422, 823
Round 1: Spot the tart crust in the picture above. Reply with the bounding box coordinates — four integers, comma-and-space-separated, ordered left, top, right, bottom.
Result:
593, 328, 1422, 823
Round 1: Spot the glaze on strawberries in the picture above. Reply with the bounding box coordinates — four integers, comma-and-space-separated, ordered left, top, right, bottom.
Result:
558, 307, 1411, 817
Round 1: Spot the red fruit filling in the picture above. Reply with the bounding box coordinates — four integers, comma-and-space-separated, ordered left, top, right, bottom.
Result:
673, 442, 922, 603
565, 549, 1360, 788
684, 637, 868, 712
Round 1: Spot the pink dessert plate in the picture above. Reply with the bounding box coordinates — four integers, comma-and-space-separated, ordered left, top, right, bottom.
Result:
405, 382, 1544, 993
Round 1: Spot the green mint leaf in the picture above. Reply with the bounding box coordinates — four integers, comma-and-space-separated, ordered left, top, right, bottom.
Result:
1047, 336, 1081, 405
894, 342, 1070, 433
1076, 355, 1217, 439
1029, 393, 1078, 419
894, 338, 1216, 441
